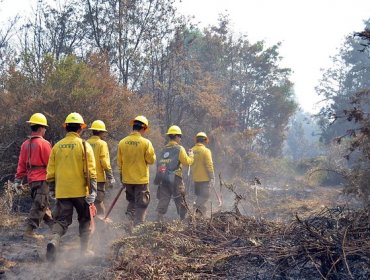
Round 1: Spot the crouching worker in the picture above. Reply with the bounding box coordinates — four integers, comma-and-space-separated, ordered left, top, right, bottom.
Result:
46, 112, 97, 261
87, 120, 115, 217
12, 113, 53, 239
154, 125, 194, 221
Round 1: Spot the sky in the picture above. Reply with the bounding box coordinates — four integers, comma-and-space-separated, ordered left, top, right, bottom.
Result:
176, 0, 370, 113
1, 0, 370, 113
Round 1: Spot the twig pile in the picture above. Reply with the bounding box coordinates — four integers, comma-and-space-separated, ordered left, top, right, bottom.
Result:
109, 207, 370, 279
0, 181, 31, 228
0, 181, 15, 215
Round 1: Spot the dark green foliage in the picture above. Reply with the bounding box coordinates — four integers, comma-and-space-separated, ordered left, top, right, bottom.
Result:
316, 20, 370, 203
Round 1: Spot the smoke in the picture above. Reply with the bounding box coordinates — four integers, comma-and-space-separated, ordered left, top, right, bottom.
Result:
3, 215, 119, 279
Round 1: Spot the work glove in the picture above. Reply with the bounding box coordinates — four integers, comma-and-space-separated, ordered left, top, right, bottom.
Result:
105, 170, 115, 188
48, 181, 56, 201
49, 190, 56, 201
107, 177, 116, 189
209, 178, 215, 189
178, 184, 186, 196
85, 190, 97, 205
188, 149, 194, 158
12, 178, 22, 194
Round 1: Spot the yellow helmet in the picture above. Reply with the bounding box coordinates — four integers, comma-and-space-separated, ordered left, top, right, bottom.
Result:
26, 113, 48, 126
196, 132, 209, 143
89, 120, 107, 132
166, 125, 182, 135
63, 112, 87, 129
196, 132, 207, 138
130, 115, 149, 129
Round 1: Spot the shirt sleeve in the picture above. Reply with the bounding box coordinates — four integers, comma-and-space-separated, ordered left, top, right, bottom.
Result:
100, 142, 112, 172
117, 142, 122, 171
15, 141, 28, 179
205, 149, 215, 179
145, 141, 156, 165
41, 140, 52, 167
86, 142, 97, 180
46, 147, 56, 182
179, 146, 194, 166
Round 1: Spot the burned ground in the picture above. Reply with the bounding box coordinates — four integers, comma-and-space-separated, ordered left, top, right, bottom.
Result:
0, 179, 368, 280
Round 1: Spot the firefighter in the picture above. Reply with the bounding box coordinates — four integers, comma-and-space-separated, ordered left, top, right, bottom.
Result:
46, 112, 97, 261
117, 115, 156, 227
155, 125, 194, 221
87, 120, 115, 216
191, 132, 215, 216
12, 113, 53, 239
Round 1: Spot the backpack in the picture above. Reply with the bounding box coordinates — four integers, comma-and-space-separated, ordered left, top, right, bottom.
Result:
153, 145, 181, 185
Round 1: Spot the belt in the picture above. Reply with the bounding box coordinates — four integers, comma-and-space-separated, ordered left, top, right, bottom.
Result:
28, 165, 47, 170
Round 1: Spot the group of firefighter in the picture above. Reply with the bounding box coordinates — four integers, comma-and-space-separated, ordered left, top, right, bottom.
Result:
12, 112, 215, 261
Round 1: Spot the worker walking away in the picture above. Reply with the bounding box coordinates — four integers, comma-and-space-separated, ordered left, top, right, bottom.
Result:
191, 132, 215, 217
46, 112, 97, 261
87, 120, 115, 217
12, 113, 53, 239
154, 125, 194, 221
117, 116, 156, 228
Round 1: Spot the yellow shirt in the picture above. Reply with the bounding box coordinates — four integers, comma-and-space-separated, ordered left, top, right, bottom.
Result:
191, 143, 214, 182
165, 140, 194, 178
87, 136, 112, 182
47, 132, 97, 198
117, 131, 156, 184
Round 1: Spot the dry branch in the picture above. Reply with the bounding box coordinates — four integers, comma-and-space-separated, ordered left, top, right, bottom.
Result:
108, 206, 370, 279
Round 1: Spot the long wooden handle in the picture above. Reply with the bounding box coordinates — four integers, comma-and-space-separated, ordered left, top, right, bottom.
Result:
212, 183, 222, 207
104, 185, 125, 220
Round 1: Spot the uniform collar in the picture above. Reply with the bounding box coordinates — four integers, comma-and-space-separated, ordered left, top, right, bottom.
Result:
167, 140, 179, 146
130, 131, 141, 136
195, 143, 205, 147
89, 135, 100, 140
29, 132, 43, 139
66, 132, 81, 138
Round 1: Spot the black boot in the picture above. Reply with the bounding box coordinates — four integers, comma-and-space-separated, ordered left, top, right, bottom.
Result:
46, 233, 60, 262
23, 224, 44, 240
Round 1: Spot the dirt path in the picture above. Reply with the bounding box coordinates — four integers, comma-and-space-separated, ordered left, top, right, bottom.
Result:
0, 185, 183, 280
1, 182, 346, 279
0, 213, 122, 280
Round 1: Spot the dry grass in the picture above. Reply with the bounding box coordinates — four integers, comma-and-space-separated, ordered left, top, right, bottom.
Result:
108, 207, 370, 279
0, 257, 17, 275
0, 181, 24, 229
1, 176, 367, 280
105, 178, 369, 280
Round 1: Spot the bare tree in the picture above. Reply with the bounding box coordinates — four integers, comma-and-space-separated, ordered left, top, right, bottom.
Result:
17, 0, 85, 86
84, 0, 178, 88
0, 16, 18, 89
